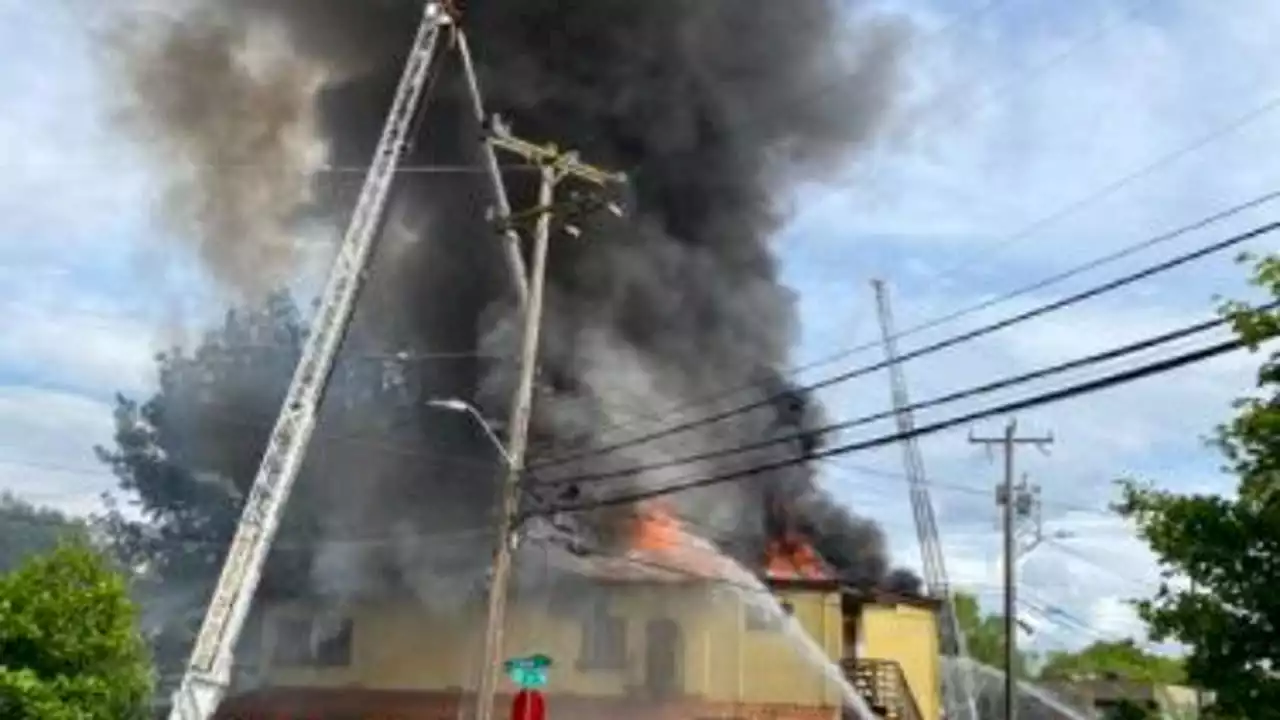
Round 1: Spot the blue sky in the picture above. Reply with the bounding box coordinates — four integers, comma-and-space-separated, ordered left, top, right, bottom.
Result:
4, 0, 1280, 656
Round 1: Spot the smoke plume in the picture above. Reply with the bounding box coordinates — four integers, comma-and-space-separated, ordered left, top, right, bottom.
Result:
107, 0, 916, 602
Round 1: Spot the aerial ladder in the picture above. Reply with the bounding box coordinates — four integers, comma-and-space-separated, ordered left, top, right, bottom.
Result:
165, 3, 528, 718
871, 279, 979, 720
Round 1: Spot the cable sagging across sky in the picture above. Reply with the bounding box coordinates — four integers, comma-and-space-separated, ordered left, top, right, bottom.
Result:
529, 332, 1271, 519
533, 306, 1267, 489
529, 218, 1280, 472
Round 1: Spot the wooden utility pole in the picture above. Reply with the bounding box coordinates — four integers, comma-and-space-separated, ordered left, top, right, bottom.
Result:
472, 117, 625, 720
969, 419, 1053, 720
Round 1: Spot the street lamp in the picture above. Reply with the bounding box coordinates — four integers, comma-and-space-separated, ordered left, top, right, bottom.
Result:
426, 397, 524, 557
426, 397, 514, 468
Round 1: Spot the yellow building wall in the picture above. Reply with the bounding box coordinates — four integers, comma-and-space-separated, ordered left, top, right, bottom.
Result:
857, 603, 941, 720
732, 588, 844, 707
261, 584, 844, 709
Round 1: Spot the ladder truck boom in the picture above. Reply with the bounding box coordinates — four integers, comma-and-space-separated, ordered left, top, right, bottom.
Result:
872, 279, 979, 720
166, 5, 451, 719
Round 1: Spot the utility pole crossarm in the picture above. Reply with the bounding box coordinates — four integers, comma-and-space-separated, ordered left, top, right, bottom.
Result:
166, 5, 453, 720
488, 118, 627, 186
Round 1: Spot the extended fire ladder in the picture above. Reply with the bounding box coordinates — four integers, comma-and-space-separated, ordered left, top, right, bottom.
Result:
166, 4, 526, 718
871, 280, 979, 720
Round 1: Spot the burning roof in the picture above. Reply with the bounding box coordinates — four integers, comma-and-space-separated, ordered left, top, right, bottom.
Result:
762, 533, 832, 582
546, 500, 838, 588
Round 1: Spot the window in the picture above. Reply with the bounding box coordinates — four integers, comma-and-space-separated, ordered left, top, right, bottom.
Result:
578, 600, 627, 670
745, 599, 793, 631
271, 614, 353, 668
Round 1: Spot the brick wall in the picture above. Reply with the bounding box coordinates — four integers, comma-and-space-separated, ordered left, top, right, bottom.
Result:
215, 688, 840, 720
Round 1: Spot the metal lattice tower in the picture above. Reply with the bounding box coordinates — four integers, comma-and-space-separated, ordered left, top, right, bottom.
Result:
165, 4, 510, 717
871, 279, 979, 720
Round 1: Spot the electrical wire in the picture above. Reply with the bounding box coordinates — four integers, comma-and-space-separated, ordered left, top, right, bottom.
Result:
0, 513, 492, 552
821, 459, 1113, 517
1040, 537, 1154, 591
520, 0, 1250, 459
529, 218, 1280, 472
939, 89, 1280, 279
530, 62, 1280, 460
534, 306, 1259, 488
530, 332, 1266, 518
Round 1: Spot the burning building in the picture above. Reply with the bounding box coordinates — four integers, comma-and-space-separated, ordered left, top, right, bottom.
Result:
100, 0, 944, 716
216, 504, 944, 720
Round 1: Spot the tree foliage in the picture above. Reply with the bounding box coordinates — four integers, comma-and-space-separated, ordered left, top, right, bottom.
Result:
0, 542, 152, 720
953, 591, 1033, 677
94, 292, 311, 683
0, 494, 86, 574
94, 291, 415, 689
1115, 252, 1280, 719
1038, 639, 1184, 684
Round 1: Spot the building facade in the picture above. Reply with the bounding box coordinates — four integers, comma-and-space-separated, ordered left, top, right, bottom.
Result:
215, 522, 941, 719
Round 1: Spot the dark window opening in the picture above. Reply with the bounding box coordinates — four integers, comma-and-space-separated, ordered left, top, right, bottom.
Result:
272, 615, 353, 668
578, 600, 627, 670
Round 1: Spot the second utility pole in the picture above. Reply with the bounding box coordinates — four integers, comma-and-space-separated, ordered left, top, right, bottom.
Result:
969, 419, 1053, 720
473, 117, 625, 720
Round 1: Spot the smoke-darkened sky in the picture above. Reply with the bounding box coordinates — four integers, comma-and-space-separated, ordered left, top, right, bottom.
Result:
105, 0, 919, 600
5, 0, 1278, 651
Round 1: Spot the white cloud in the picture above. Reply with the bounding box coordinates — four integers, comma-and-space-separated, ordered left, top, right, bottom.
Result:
0, 301, 156, 397
0, 8, 157, 258
0, 5, 168, 516
818, 0, 1280, 268
0, 386, 119, 516
777, 0, 1280, 656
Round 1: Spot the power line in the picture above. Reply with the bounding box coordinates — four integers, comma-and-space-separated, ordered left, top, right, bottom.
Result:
1018, 587, 1164, 652
1040, 537, 1155, 591
530, 142, 1280, 462
940, 87, 1280, 279
0, 513, 492, 551
535, 306, 1251, 488
531, 333, 1264, 518
522, 6, 1280, 457
822, 459, 1111, 517
530, 218, 1280, 472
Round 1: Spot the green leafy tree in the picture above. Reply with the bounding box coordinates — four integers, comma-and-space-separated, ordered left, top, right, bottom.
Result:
1039, 639, 1185, 684
0, 494, 86, 573
94, 291, 416, 692
0, 542, 152, 719
1116, 252, 1280, 719
94, 292, 319, 685
953, 591, 1033, 677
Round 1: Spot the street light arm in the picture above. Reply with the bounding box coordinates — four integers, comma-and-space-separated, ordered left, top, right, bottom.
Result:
426, 398, 515, 468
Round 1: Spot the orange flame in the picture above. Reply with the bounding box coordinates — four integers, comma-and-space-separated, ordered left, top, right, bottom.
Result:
763, 533, 829, 580
630, 501, 685, 552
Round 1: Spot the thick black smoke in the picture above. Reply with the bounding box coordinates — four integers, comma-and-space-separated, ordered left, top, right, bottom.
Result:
110, 0, 916, 601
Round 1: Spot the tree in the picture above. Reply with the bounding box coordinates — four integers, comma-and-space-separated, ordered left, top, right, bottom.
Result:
953, 591, 1033, 677
1116, 252, 1280, 718
94, 292, 318, 685
1038, 639, 1184, 684
0, 494, 86, 573
0, 542, 152, 719
94, 291, 416, 689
